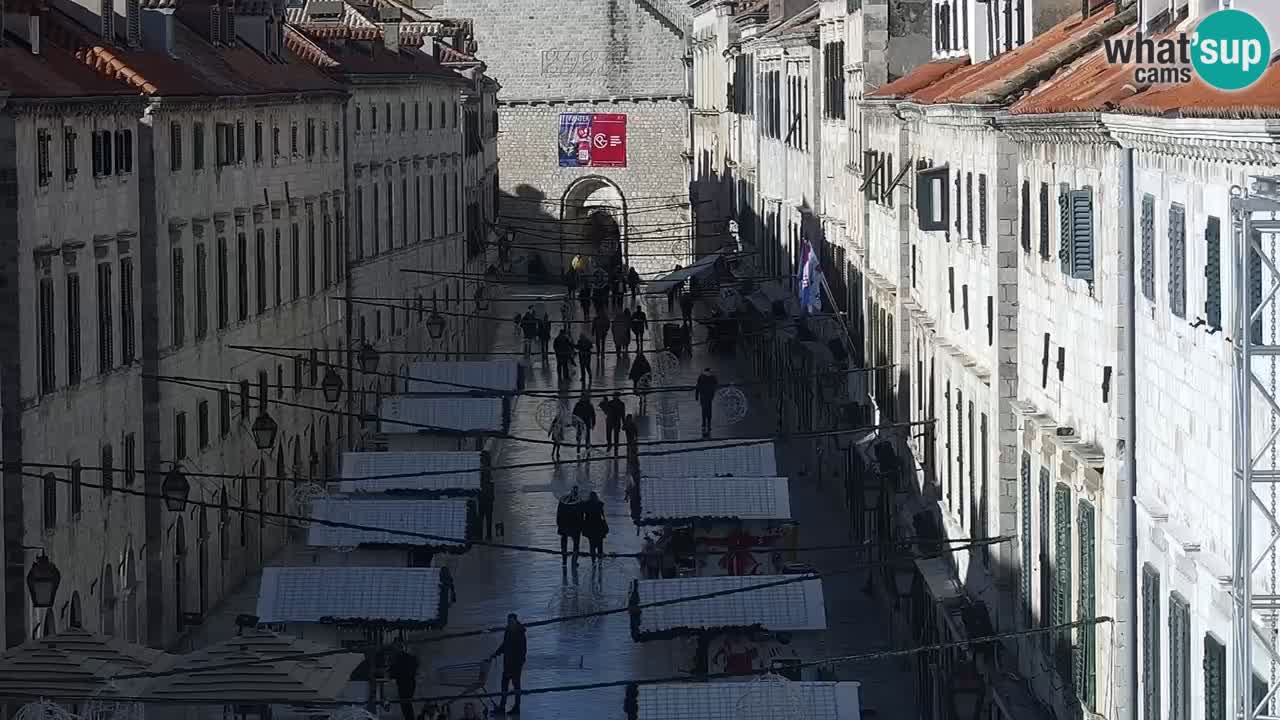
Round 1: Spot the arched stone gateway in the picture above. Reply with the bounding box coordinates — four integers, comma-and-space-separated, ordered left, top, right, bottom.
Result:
560, 175, 627, 276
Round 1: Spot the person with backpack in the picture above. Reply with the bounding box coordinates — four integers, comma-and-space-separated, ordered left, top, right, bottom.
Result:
694, 367, 719, 437
553, 328, 575, 384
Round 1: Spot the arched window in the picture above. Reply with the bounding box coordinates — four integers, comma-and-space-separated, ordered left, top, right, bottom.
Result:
275, 450, 286, 513
197, 505, 208, 615
69, 591, 83, 629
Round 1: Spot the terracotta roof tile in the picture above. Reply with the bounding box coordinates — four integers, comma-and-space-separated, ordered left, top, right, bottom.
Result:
286, 24, 465, 80
868, 58, 970, 99
0, 44, 138, 98
1115, 60, 1280, 118
910, 3, 1135, 106
1009, 24, 1141, 113
438, 45, 475, 64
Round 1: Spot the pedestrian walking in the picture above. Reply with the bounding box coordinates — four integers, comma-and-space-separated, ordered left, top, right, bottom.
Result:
627, 266, 641, 301
520, 307, 539, 356
478, 476, 495, 539
578, 285, 592, 318
695, 367, 719, 437
592, 312, 610, 358
630, 352, 652, 414
611, 275, 625, 309
612, 311, 630, 357
680, 292, 695, 328
572, 395, 595, 454
557, 487, 584, 563
600, 392, 626, 451
581, 491, 609, 561
553, 328, 575, 384
489, 613, 528, 714
388, 645, 418, 720
623, 413, 639, 469
566, 266, 579, 296
538, 310, 552, 361
593, 284, 608, 315
548, 412, 566, 461
666, 265, 682, 312
630, 306, 648, 348
576, 332, 593, 385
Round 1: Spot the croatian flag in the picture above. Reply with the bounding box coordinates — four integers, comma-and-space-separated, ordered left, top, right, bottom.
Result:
796, 240, 823, 314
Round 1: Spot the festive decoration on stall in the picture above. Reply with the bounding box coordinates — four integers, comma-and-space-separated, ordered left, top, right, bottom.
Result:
326, 707, 378, 720
535, 399, 569, 433
15, 702, 77, 720
653, 351, 680, 380
82, 681, 144, 720
656, 397, 680, 430
734, 673, 804, 720
288, 482, 332, 528
590, 267, 610, 290
714, 387, 749, 425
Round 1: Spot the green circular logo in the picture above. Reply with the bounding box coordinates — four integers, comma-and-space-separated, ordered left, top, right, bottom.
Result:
1192, 9, 1271, 91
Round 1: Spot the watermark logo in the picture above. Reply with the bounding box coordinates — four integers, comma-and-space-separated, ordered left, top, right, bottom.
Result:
1102, 9, 1271, 91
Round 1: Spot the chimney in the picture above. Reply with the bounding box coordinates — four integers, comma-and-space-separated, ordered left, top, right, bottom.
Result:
379, 5, 400, 53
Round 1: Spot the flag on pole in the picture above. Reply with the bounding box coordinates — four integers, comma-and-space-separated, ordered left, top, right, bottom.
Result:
796, 240, 823, 314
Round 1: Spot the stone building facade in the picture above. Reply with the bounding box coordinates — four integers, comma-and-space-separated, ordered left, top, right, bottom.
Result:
413, 0, 693, 276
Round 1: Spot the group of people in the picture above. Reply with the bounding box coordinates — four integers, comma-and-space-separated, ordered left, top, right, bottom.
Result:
547, 393, 640, 459
555, 486, 610, 564
565, 263, 643, 316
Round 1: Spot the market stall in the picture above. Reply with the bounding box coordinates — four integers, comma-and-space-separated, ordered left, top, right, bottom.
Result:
404, 359, 523, 395
307, 496, 477, 566
338, 451, 485, 496
378, 396, 507, 452
635, 439, 778, 481
625, 681, 863, 720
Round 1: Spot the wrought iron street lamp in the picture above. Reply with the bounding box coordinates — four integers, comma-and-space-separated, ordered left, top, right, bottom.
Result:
161, 464, 190, 512
251, 411, 279, 451
474, 284, 491, 311
26, 554, 61, 609
321, 366, 344, 403
358, 343, 380, 374
426, 310, 447, 340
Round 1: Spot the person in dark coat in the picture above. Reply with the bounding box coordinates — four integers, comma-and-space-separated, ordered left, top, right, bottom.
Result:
630, 353, 652, 414
566, 267, 579, 296
572, 395, 596, 454
578, 285, 592, 317
581, 491, 609, 561
612, 311, 631, 357
680, 292, 695, 328
388, 646, 419, 720
694, 368, 719, 437
478, 478, 495, 540
553, 329, 575, 383
611, 274, 625, 309
627, 266, 641, 300
520, 307, 539, 356
667, 266, 682, 312
630, 306, 648, 347
575, 333, 593, 385
592, 284, 608, 314
592, 312, 610, 358
556, 486, 583, 564
623, 413, 640, 469
600, 392, 626, 450
537, 311, 552, 361
490, 613, 528, 714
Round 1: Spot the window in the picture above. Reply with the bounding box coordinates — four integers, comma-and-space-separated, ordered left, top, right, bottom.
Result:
1060, 187, 1095, 282
169, 122, 183, 172
37, 129, 52, 186
356, 105, 362, 131
255, 229, 267, 312
70, 462, 82, 516
92, 130, 113, 177
400, 102, 406, 131
916, 165, 950, 231
239, 379, 250, 420
371, 104, 377, 131
1140, 194, 1155, 299
195, 244, 208, 339
123, 433, 134, 487
1020, 180, 1031, 252
38, 277, 56, 393
415, 176, 422, 243
414, 102, 420, 129
1169, 594, 1191, 720
112, 128, 133, 174
43, 474, 57, 530
63, 127, 78, 182
214, 122, 231, 167
193, 123, 205, 170
386, 181, 394, 242
101, 444, 114, 497
1169, 202, 1186, 317
236, 232, 248, 321
254, 121, 263, 162
66, 274, 81, 385
290, 122, 299, 155
1075, 500, 1097, 708
1204, 636, 1226, 720
175, 411, 187, 459
1039, 182, 1051, 260
290, 223, 300, 301
305, 119, 316, 157
1205, 216, 1222, 329
965, 172, 973, 239
948, 267, 955, 312
1142, 565, 1161, 720
321, 121, 328, 155
235, 121, 244, 163
401, 178, 408, 246
272, 124, 280, 158
216, 237, 228, 329
120, 257, 134, 364
307, 209, 316, 295
822, 42, 846, 120
273, 229, 282, 306
1039, 467, 1052, 649
386, 102, 392, 134
355, 186, 365, 259
1020, 452, 1033, 626
961, 284, 969, 328
322, 209, 331, 290
219, 389, 230, 437
97, 263, 113, 373
197, 400, 209, 449
373, 184, 381, 252
171, 247, 185, 347
978, 174, 988, 244
1051, 483, 1073, 679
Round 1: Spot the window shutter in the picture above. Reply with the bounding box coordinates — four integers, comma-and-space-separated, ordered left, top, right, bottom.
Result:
1058, 183, 1071, 274
916, 165, 950, 232
1140, 194, 1155, 300
1169, 595, 1191, 720
1069, 188, 1094, 282
961, 284, 969, 329
1019, 452, 1032, 627
978, 174, 988, 245
1251, 231, 1264, 344
965, 172, 973, 239
1021, 180, 1031, 252
1039, 182, 1051, 259
1204, 636, 1226, 720
1052, 483, 1073, 680
1075, 500, 1097, 709
1169, 203, 1186, 318
1205, 216, 1221, 329
1142, 566, 1161, 720
948, 266, 955, 312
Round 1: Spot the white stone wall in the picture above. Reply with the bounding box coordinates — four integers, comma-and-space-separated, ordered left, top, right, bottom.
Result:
13, 105, 148, 642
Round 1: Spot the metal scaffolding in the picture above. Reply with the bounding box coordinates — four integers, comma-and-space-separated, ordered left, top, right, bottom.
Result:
1232, 176, 1280, 720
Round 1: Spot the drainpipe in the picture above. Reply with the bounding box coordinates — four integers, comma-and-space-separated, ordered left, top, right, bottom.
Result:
1118, 144, 1138, 720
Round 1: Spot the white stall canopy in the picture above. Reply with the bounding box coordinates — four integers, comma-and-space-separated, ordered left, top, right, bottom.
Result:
637, 476, 791, 524
380, 396, 505, 434
631, 575, 826, 637
405, 359, 520, 395
632, 682, 862, 720
307, 498, 471, 550
339, 451, 483, 494
640, 440, 778, 478
256, 566, 449, 626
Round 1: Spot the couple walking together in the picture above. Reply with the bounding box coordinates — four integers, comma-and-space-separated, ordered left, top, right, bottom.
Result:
556, 486, 608, 564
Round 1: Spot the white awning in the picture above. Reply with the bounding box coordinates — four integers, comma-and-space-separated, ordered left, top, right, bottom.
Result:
307, 498, 470, 549
648, 252, 724, 295
633, 575, 826, 634
634, 682, 862, 720
256, 567, 446, 625
404, 360, 520, 394
339, 451, 482, 494
639, 476, 791, 523
380, 396, 505, 434
640, 440, 778, 478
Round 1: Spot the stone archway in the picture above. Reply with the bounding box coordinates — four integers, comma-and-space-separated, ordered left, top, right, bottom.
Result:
560, 176, 627, 277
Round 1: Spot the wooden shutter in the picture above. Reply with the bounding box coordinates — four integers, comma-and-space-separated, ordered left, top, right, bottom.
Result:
965, 172, 974, 239
978, 173, 988, 245
1039, 182, 1051, 259
1058, 183, 1071, 274
1251, 231, 1264, 343
1069, 188, 1094, 282
1020, 452, 1033, 627
1021, 180, 1032, 252
1142, 566, 1161, 720
1052, 483, 1072, 680
1075, 500, 1097, 709
1169, 595, 1191, 720
1204, 636, 1226, 720
1169, 202, 1186, 318
948, 266, 955, 312
1140, 194, 1156, 300
1205, 216, 1221, 329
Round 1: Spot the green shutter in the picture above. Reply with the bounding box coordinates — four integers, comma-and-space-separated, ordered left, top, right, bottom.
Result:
978, 174, 988, 245
1069, 189, 1094, 282
1204, 635, 1226, 720
1074, 501, 1096, 708
1142, 565, 1161, 720
1020, 180, 1032, 252
1205, 216, 1222, 330
1058, 185, 1072, 274
1169, 203, 1186, 318
1169, 594, 1191, 720
1052, 483, 1072, 681
1020, 453, 1033, 627
1039, 466, 1052, 655
1140, 194, 1156, 300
